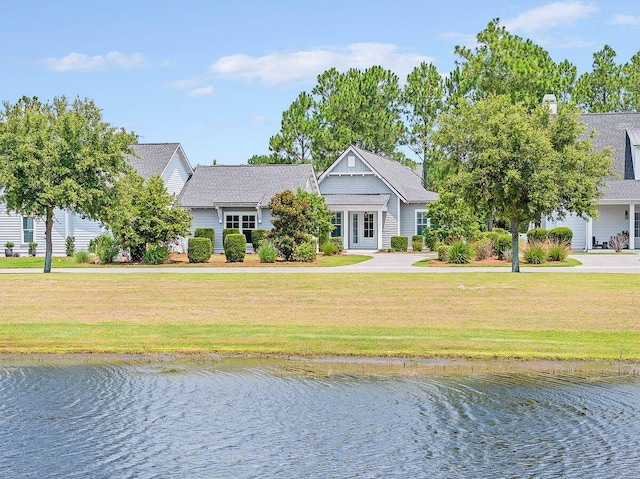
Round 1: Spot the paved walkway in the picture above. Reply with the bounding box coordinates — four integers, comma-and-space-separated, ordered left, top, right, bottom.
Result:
2, 251, 640, 274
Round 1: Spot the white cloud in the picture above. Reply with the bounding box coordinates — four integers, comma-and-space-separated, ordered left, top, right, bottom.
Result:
504, 1, 597, 34
40, 51, 149, 72
251, 115, 268, 125
608, 14, 640, 25
208, 43, 434, 85
188, 86, 215, 97
439, 32, 479, 49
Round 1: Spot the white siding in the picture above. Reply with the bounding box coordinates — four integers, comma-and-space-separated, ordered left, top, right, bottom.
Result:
190, 208, 273, 253
163, 149, 191, 196
0, 206, 69, 256
592, 205, 628, 246
400, 204, 427, 238
545, 213, 588, 251
69, 213, 103, 252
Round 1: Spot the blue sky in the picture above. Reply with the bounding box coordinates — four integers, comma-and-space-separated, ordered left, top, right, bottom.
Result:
1, 1, 638, 166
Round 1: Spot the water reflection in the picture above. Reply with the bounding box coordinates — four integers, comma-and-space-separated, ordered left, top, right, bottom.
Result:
1, 359, 639, 478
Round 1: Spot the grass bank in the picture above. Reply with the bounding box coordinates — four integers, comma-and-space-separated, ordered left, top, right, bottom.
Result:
1, 273, 639, 360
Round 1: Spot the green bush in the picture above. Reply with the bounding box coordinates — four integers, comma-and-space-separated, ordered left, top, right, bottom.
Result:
329, 237, 343, 254
258, 240, 277, 263
523, 243, 547, 264
491, 227, 509, 236
194, 228, 215, 247
223, 228, 241, 243
411, 235, 424, 251
74, 250, 90, 264
437, 244, 450, 262
495, 235, 513, 260
143, 245, 169, 264
188, 237, 212, 263
89, 234, 119, 263
447, 241, 473, 264
547, 241, 569, 261
293, 241, 317, 262
527, 228, 549, 244
65, 236, 75, 257
224, 233, 246, 262
422, 227, 438, 251
390, 236, 408, 252
473, 237, 493, 260
549, 227, 573, 244
321, 242, 338, 256
251, 229, 267, 251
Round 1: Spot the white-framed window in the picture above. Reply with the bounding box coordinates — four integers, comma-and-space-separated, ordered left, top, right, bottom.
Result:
416, 210, 430, 236
363, 212, 374, 238
635, 212, 640, 238
22, 216, 34, 244
331, 212, 342, 238
225, 213, 256, 243
347, 154, 355, 168
352, 213, 359, 243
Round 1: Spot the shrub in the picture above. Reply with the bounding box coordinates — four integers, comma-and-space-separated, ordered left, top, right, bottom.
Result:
74, 250, 90, 264
65, 236, 75, 257
329, 236, 344, 254
321, 242, 338, 256
222, 228, 241, 243
502, 248, 513, 262
526, 228, 549, 244
224, 233, 246, 262
188, 237, 212, 263
258, 240, 277, 263
390, 236, 408, 252
251, 229, 267, 251
293, 241, 317, 262
495, 235, 513, 260
491, 227, 508, 235
143, 245, 169, 264
194, 228, 215, 247
473, 237, 493, 260
549, 227, 573, 244
437, 244, 450, 262
412, 235, 424, 251
609, 233, 628, 253
89, 234, 119, 263
422, 227, 439, 251
447, 241, 473, 264
547, 241, 569, 261
5, 241, 14, 248
523, 243, 547, 264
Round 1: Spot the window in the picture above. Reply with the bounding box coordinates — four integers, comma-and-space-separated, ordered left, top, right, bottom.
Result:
416, 211, 430, 236
364, 213, 374, 238
242, 215, 256, 243
22, 217, 34, 244
225, 215, 240, 229
347, 154, 355, 168
635, 212, 640, 239
331, 213, 342, 238
352, 213, 359, 243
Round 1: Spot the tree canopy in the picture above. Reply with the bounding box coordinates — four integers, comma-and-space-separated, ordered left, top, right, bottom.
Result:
0, 96, 136, 272
434, 94, 613, 272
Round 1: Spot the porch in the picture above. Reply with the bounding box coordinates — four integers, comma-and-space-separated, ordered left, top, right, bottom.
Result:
587, 203, 640, 250
324, 194, 390, 250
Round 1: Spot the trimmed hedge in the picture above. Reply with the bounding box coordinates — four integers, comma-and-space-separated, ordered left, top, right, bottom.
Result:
527, 227, 549, 243
437, 244, 450, 262
188, 237, 212, 263
549, 227, 573, 244
293, 241, 317, 262
194, 228, 215, 244
411, 235, 424, 251
223, 228, 241, 243
329, 237, 343, 254
224, 233, 246, 262
251, 229, 267, 251
390, 236, 408, 252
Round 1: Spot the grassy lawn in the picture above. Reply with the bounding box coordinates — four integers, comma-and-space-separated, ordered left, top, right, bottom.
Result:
414, 258, 583, 267
1, 272, 639, 360
0, 253, 371, 269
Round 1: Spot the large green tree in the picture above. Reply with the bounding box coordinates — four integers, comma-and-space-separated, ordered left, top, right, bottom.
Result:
574, 45, 624, 112
434, 95, 612, 272
0, 96, 136, 273
268, 92, 316, 164
102, 174, 192, 261
622, 51, 640, 111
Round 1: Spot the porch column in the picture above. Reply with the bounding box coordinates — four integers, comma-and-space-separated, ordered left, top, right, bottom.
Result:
377, 209, 383, 250
64, 210, 70, 240
630, 203, 636, 250
586, 217, 593, 251
342, 210, 349, 250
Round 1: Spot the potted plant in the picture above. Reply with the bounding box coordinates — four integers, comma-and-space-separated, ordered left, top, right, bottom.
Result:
4, 242, 14, 257
28, 242, 38, 257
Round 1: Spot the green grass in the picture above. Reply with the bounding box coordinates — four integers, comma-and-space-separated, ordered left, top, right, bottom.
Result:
1, 272, 639, 360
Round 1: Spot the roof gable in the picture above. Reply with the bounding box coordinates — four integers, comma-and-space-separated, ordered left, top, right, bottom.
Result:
126, 143, 182, 179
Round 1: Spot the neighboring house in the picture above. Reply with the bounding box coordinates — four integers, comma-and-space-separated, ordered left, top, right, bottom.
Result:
543, 113, 640, 250
179, 164, 319, 252
318, 146, 438, 250
0, 143, 193, 256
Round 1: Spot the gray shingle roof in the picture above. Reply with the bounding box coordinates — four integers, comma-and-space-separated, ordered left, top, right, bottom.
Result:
126, 143, 180, 179
601, 179, 640, 200
323, 194, 391, 208
580, 113, 640, 179
351, 147, 438, 203
179, 164, 318, 208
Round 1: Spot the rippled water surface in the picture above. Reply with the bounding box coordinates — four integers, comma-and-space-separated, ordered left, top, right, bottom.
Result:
1, 359, 639, 478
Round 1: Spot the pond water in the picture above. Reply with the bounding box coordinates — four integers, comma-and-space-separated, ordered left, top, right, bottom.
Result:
1, 358, 639, 478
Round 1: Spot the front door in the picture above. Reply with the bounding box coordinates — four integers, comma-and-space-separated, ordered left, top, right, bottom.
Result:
350, 212, 376, 249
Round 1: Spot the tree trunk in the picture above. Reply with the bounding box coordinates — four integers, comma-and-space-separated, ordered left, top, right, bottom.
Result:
487, 215, 493, 232
44, 207, 53, 273
511, 218, 520, 273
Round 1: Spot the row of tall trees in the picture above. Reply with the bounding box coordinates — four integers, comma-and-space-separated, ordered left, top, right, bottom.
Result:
257, 19, 639, 182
